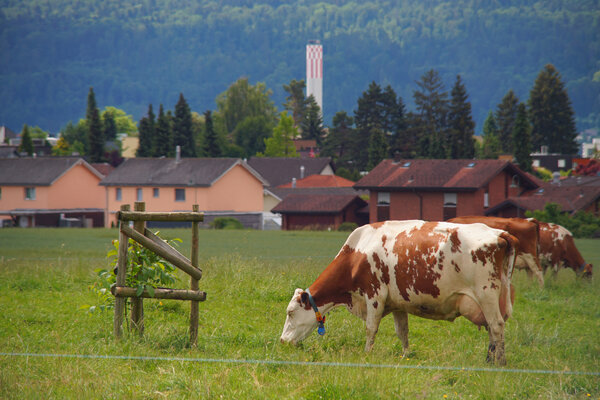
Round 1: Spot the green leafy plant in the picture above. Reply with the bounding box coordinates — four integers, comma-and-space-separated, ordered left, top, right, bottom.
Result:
82, 232, 180, 313
210, 217, 244, 230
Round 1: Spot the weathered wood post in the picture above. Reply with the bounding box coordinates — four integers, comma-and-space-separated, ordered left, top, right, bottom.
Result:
113, 204, 130, 339
190, 204, 200, 346
131, 201, 146, 335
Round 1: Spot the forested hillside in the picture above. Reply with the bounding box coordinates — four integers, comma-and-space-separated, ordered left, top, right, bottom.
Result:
1, 0, 599, 134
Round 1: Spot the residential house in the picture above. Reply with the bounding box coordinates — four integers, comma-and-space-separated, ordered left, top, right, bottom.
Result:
0, 126, 17, 144
271, 188, 368, 230
486, 176, 600, 218
0, 157, 106, 227
100, 157, 267, 228
354, 159, 539, 223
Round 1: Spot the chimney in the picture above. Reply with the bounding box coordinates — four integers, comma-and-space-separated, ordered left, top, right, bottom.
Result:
176, 145, 181, 163
552, 171, 560, 185
292, 177, 297, 188
300, 165, 305, 179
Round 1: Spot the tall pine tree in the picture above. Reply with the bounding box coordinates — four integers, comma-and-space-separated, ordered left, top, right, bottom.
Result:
512, 103, 533, 173
173, 93, 196, 157
136, 104, 155, 157
321, 111, 355, 165
367, 127, 389, 169
19, 124, 34, 156
495, 89, 519, 154
300, 95, 325, 144
202, 110, 221, 157
447, 75, 475, 159
413, 69, 448, 158
480, 111, 501, 159
528, 64, 578, 154
86, 87, 104, 162
153, 104, 172, 157
283, 79, 308, 131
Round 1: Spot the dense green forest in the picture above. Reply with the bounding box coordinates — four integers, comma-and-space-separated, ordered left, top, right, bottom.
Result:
1, 0, 599, 135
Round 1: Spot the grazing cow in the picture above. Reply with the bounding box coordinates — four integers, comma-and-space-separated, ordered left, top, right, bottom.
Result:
533, 220, 593, 277
449, 216, 544, 287
280, 220, 518, 365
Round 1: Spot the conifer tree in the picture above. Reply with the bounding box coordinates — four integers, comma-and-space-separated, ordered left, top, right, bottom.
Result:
202, 110, 221, 157
87, 87, 105, 162
153, 104, 172, 157
512, 103, 533, 173
367, 127, 389, 170
528, 64, 578, 154
321, 111, 355, 164
413, 69, 448, 158
103, 110, 118, 142
136, 104, 155, 157
283, 79, 308, 131
495, 89, 519, 154
19, 124, 34, 156
300, 95, 325, 144
480, 111, 501, 159
173, 93, 196, 157
447, 75, 475, 159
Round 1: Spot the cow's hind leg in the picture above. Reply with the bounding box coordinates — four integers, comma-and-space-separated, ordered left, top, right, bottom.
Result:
364, 301, 384, 352
392, 311, 409, 356
482, 307, 506, 365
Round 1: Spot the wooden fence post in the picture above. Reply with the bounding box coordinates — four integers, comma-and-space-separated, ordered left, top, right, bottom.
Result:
113, 204, 130, 339
131, 202, 145, 335
190, 204, 200, 346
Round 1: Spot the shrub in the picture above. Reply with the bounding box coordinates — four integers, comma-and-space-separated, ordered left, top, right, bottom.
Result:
210, 217, 244, 230
526, 203, 600, 238
338, 222, 358, 232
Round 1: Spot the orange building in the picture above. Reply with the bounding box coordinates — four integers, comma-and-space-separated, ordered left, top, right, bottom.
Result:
0, 157, 106, 227
100, 157, 267, 227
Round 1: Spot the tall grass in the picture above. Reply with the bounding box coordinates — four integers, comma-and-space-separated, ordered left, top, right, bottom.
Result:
0, 228, 598, 399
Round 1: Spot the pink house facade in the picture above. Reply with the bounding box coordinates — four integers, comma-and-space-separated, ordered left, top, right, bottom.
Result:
100, 158, 267, 227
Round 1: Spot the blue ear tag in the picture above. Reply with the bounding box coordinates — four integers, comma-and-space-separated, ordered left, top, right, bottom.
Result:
317, 325, 326, 336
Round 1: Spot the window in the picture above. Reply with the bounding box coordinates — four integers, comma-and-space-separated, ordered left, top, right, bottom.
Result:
116, 188, 122, 201
136, 188, 143, 201
484, 191, 489, 208
153, 188, 159, 198
25, 187, 36, 200
532, 159, 540, 168
377, 192, 390, 205
175, 188, 186, 202
558, 159, 566, 168
443, 193, 457, 207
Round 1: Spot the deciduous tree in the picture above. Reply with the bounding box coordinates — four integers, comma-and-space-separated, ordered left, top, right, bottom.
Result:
260, 112, 298, 157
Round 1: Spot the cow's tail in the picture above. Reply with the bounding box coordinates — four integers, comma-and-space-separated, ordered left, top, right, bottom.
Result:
500, 232, 519, 282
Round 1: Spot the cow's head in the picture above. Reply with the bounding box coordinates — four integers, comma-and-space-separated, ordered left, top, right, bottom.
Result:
580, 263, 593, 278
280, 288, 318, 345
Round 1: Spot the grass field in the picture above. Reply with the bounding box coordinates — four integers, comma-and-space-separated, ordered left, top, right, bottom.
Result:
0, 227, 599, 399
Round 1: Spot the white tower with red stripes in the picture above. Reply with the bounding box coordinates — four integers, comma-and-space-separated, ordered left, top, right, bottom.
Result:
306, 40, 323, 115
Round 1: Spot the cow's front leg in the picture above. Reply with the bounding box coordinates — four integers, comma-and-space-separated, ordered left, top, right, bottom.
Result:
392, 310, 409, 356
364, 301, 384, 352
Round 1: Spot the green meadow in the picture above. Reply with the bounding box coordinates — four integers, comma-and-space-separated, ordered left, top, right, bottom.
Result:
0, 228, 598, 399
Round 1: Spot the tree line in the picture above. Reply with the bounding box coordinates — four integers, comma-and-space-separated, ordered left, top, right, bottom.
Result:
53, 63, 576, 179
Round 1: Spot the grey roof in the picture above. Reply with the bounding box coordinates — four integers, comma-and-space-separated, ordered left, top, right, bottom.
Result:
100, 157, 267, 187
246, 157, 333, 187
0, 157, 103, 186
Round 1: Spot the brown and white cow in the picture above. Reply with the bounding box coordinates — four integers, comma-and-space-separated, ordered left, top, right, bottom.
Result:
533, 220, 593, 277
280, 220, 518, 365
449, 216, 544, 287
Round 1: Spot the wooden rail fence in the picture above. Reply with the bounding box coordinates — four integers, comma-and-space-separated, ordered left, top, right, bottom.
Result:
112, 202, 205, 345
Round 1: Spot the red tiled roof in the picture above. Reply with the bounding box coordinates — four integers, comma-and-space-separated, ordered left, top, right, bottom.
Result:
272, 194, 367, 214
354, 159, 539, 191
278, 174, 355, 188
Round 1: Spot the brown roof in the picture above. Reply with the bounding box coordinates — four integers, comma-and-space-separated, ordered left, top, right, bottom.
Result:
0, 157, 103, 186
486, 181, 600, 215
100, 157, 266, 187
266, 186, 361, 202
90, 163, 115, 178
278, 174, 355, 188
272, 194, 367, 214
355, 159, 539, 191
247, 157, 332, 187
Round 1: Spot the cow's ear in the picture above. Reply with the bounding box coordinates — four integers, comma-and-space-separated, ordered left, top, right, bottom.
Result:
300, 291, 309, 306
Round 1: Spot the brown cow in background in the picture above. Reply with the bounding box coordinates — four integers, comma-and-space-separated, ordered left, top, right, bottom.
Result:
532, 220, 593, 277
449, 216, 544, 287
